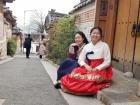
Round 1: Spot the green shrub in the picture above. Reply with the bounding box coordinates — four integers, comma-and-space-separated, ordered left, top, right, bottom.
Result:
47, 15, 77, 64
7, 38, 17, 56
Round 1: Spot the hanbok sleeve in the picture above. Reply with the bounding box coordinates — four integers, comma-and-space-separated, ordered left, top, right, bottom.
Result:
78, 46, 86, 66
69, 44, 75, 54
96, 43, 111, 70
68, 44, 77, 60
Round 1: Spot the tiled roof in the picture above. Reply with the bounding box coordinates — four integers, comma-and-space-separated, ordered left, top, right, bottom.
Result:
3, 7, 16, 26
3, 0, 15, 4
48, 9, 66, 17
69, 0, 95, 14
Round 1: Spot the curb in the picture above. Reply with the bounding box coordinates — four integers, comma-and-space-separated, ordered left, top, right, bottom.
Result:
97, 69, 140, 105
43, 58, 59, 68
0, 56, 14, 65
40, 59, 104, 105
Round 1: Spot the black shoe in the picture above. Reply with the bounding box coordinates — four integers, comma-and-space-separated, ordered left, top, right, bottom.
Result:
54, 82, 61, 89
26, 56, 29, 59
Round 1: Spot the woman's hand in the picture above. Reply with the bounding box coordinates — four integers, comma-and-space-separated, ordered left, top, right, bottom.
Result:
69, 43, 78, 54
70, 43, 78, 47
84, 64, 92, 72
92, 68, 98, 71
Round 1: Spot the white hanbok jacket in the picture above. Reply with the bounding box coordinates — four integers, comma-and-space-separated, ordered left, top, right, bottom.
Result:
78, 41, 111, 71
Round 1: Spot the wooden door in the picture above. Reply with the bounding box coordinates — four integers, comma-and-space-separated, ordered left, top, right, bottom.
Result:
133, 1, 140, 80
123, 0, 139, 72
112, 0, 139, 73
95, 0, 117, 54
112, 0, 131, 71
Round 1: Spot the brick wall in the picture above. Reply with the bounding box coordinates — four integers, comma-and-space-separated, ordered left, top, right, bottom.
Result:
72, 1, 96, 41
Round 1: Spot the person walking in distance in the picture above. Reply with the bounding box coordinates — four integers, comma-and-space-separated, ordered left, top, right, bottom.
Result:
38, 42, 46, 59
24, 34, 32, 58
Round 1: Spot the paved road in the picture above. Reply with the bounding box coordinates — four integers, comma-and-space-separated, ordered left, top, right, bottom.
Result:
41, 59, 104, 105
0, 56, 68, 105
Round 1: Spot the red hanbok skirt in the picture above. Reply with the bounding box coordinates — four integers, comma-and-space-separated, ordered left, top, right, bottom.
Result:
61, 59, 112, 95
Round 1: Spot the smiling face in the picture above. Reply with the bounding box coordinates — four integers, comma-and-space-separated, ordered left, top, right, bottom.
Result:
90, 29, 101, 44
74, 33, 84, 46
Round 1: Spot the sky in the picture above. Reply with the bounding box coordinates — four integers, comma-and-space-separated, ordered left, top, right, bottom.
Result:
6, 0, 80, 29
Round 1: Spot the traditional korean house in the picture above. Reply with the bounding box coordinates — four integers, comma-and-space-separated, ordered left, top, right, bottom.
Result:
95, 0, 140, 80
44, 9, 66, 33
12, 27, 23, 53
71, 0, 140, 80
0, 0, 15, 59
4, 7, 16, 38
70, 0, 96, 41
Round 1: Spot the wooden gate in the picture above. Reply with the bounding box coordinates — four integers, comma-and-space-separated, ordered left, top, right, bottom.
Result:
96, 0, 140, 79
95, 0, 117, 54
112, 0, 140, 79
133, 1, 140, 79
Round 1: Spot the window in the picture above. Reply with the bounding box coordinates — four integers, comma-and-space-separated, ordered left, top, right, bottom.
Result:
100, 0, 108, 16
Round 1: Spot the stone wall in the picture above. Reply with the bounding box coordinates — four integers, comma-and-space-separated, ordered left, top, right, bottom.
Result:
0, 0, 7, 59
4, 19, 12, 39
0, 39, 7, 59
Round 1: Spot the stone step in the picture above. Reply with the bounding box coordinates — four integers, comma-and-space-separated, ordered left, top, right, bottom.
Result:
0, 99, 5, 105
97, 91, 140, 105
97, 69, 140, 105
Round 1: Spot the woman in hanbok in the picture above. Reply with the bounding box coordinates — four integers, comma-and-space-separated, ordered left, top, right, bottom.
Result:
61, 27, 112, 95
38, 42, 46, 59
54, 31, 88, 89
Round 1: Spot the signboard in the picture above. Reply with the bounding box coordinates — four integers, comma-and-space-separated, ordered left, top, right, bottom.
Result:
100, 0, 108, 16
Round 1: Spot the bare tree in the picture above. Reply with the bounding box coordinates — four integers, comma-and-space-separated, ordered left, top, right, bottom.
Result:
29, 10, 45, 34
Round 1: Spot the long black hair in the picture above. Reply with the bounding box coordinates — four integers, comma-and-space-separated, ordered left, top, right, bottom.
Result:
75, 31, 88, 44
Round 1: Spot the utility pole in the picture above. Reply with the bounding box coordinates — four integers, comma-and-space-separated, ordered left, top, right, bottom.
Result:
23, 10, 37, 53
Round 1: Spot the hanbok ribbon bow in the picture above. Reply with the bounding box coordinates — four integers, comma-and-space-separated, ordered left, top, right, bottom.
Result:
86, 51, 94, 64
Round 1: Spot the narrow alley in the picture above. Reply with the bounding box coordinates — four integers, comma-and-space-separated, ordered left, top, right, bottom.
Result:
0, 55, 68, 105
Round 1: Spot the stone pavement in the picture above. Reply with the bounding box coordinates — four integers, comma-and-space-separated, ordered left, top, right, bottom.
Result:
0, 56, 13, 65
2, 54, 139, 105
41, 58, 140, 105
41, 59, 104, 105
0, 55, 68, 105
97, 69, 140, 105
